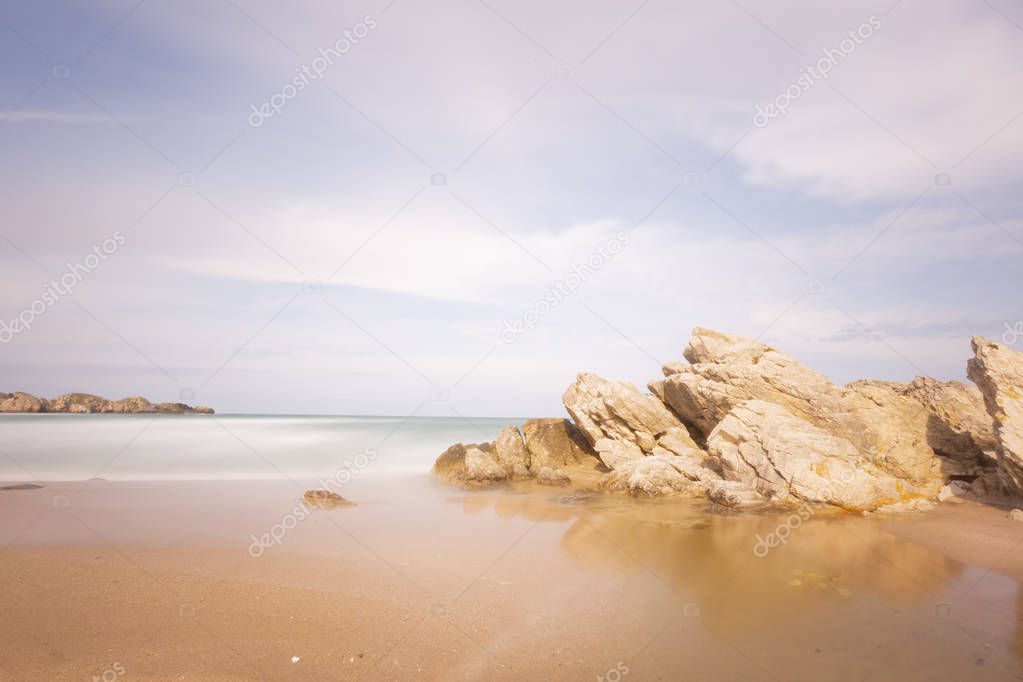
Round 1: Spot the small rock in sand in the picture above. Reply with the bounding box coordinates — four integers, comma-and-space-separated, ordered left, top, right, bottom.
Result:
303, 489, 355, 509
1009, 509, 1023, 522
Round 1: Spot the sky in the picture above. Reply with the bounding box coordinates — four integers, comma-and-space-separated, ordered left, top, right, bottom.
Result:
0, 0, 1021, 417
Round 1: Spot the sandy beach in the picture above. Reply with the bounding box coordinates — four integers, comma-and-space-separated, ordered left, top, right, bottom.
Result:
2, 477, 1021, 681
4, 0, 1023, 678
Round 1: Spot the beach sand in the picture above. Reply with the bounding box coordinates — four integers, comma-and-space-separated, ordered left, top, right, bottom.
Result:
1, 477, 1021, 680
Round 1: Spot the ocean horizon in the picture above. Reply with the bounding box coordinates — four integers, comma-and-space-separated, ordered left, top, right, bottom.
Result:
0, 414, 523, 481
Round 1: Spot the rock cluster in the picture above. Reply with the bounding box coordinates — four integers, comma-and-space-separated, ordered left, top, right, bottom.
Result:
0, 391, 214, 415
434, 328, 1023, 512
433, 419, 602, 489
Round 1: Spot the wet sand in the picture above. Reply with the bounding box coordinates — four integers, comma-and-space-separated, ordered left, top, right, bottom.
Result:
1, 477, 1022, 681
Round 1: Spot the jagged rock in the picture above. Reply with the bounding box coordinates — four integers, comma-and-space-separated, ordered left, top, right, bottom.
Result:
594, 438, 644, 470
840, 381, 942, 487
683, 326, 769, 365
494, 426, 531, 478
429, 327, 1010, 513
562, 372, 684, 453
433, 442, 493, 476
660, 330, 840, 435
661, 329, 942, 489
0, 392, 48, 413
523, 418, 598, 473
661, 360, 689, 376
897, 376, 997, 454
968, 336, 1023, 495
434, 441, 510, 487
705, 480, 766, 508
536, 466, 571, 487
705, 400, 908, 511
599, 454, 703, 497
650, 446, 719, 484
303, 489, 355, 508
465, 447, 507, 479
655, 426, 704, 456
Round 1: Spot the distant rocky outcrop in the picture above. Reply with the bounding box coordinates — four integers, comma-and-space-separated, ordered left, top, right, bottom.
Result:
433, 327, 1018, 513
0, 392, 48, 413
0, 391, 213, 415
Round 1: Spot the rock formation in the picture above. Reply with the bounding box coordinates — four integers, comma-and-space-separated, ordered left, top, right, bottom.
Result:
0, 391, 213, 414
658, 330, 944, 489
967, 337, 1023, 495
563, 373, 685, 452
493, 426, 532, 479
521, 418, 596, 473
705, 400, 905, 510
432, 327, 1017, 513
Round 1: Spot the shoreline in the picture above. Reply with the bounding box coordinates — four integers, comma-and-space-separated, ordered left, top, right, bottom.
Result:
2, 478, 1021, 680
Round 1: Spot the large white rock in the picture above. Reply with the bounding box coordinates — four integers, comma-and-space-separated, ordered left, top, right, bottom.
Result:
967, 337, 1023, 495
599, 454, 705, 497
661, 329, 943, 489
705, 400, 906, 511
897, 376, 996, 453
594, 438, 644, 470
563, 372, 685, 454
655, 426, 703, 456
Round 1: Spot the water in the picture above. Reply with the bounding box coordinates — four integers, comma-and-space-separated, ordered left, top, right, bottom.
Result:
2, 416, 1021, 678
0, 414, 520, 481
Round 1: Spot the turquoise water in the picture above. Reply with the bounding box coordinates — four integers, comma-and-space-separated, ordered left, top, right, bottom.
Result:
0, 414, 522, 481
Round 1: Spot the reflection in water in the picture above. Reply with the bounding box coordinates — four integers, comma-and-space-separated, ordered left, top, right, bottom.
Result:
452, 486, 1022, 679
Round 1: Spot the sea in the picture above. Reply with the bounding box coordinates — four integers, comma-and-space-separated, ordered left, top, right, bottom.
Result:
0, 414, 520, 481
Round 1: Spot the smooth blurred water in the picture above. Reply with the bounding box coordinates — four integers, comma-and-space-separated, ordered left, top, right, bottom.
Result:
0, 414, 522, 481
